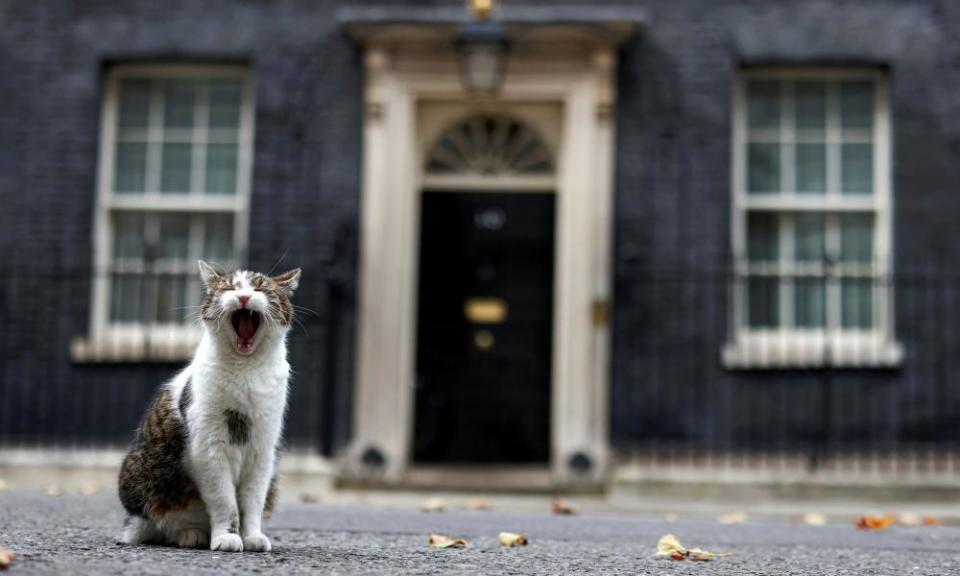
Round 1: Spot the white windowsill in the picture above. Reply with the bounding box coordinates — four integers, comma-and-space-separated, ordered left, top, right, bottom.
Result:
722, 332, 903, 369
71, 326, 200, 363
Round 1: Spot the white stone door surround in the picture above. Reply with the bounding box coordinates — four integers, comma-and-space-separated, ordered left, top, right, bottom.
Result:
346, 27, 622, 486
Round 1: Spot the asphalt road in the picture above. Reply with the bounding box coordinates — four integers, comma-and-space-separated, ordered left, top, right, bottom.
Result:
1, 491, 959, 575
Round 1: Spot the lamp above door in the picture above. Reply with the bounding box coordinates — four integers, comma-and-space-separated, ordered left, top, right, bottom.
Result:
456, 0, 509, 94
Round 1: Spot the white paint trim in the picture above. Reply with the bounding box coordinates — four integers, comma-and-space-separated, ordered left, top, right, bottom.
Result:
349, 42, 617, 486
421, 174, 556, 192
79, 64, 254, 363
727, 68, 898, 369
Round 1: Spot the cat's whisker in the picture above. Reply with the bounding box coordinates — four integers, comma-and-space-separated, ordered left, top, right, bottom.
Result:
214, 306, 228, 333
292, 316, 309, 336
262, 313, 278, 331
265, 249, 290, 277
268, 308, 286, 331
290, 304, 320, 318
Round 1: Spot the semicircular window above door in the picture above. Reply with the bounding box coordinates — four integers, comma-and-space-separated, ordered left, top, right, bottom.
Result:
425, 115, 555, 176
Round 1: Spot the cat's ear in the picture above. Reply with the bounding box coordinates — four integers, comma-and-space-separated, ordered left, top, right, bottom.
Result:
197, 260, 222, 291
272, 268, 301, 295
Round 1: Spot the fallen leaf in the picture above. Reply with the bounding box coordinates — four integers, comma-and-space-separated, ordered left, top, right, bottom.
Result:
299, 493, 319, 504
656, 534, 684, 557
687, 547, 733, 561
663, 512, 679, 522
718, 511, 748, 525
463, 498, 492, 511
897, 513, 922, 527
891, 514, 943, 527
499, 532, 528, 547
803, 513, 828, 526
428, 534, 467, 549
422, 498, 447, 513
551, 498, 575, 515
656, 534, 731, 562
0, 479, 9, 491
80, 481, 98, 496
855, 515, 896, 530
0, 547, 14, 571
43, 485, 62, 497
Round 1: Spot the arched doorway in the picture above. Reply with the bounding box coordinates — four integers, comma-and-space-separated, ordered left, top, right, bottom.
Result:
413, 112, 558, 464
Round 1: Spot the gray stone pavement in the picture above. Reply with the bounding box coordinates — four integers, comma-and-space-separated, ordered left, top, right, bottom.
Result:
1, 490, 959, 575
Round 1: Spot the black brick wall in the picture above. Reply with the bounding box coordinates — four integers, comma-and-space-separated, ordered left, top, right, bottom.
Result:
610, 0, 960, 458
0, 0, 363, 452
1, 0, 959, 459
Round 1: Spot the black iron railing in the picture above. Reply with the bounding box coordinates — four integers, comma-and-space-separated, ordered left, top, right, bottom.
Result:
610, 268, 960, 475
0, 268, 354, 455
1, 268, 958, 476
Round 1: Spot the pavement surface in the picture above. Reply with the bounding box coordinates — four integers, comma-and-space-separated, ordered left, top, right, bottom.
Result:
1, 490, 959, 575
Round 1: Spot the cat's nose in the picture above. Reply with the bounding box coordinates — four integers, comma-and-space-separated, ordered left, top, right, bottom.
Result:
237, 295, 251, 308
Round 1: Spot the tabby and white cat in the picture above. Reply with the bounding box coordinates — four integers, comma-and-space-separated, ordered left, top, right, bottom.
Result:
118, 260, 301, 552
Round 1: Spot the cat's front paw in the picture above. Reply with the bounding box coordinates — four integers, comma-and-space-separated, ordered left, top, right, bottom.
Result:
243, 533, 272, 552
177, 528, 209, 549
211, 533, 244, 552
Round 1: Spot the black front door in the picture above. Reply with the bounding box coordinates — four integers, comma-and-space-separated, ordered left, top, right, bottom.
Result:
413, 191, 555, 464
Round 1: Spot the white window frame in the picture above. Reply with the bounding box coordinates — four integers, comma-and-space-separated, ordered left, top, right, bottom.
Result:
72, 64, 255, 362
724, 68, 902, 368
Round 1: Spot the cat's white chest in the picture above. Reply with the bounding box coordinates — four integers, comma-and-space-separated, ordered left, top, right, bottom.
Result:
226, 364, 288, 405
184, 354, 289, 454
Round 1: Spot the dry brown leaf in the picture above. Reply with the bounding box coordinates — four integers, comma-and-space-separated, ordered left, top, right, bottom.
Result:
422, 498, 448, 513
656, 534, 731, 562
428, 534, 467, 549
923, 516, 943, 526
718, 511, 748, 525
299, 493, 319, 504
463, 498, 492, 511
855, 515, 896, 530
0, 547, 14, 571
498, 532, 529, 547
803, 513, 828, 526
551, 498, 575, 515
0, 479, 9, 491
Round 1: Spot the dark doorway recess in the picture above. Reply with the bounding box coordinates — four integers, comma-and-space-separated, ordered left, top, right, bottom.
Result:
413, 191, 555, 464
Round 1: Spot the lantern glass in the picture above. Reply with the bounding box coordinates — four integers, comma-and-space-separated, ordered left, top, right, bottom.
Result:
460, 43, 505, 93
456, 21, 508, 94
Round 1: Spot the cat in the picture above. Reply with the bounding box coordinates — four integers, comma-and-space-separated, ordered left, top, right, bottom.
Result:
118, 260, 301, 552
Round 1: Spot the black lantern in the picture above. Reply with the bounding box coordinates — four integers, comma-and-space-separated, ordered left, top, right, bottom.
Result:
456, 3, 509, 94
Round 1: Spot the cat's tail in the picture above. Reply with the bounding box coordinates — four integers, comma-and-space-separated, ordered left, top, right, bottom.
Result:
121, 516, 162, 545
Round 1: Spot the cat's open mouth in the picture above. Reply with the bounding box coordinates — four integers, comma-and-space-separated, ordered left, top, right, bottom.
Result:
230, 309, 262, 354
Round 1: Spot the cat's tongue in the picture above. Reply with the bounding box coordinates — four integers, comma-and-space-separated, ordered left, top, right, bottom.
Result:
237, 313, 255, 341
